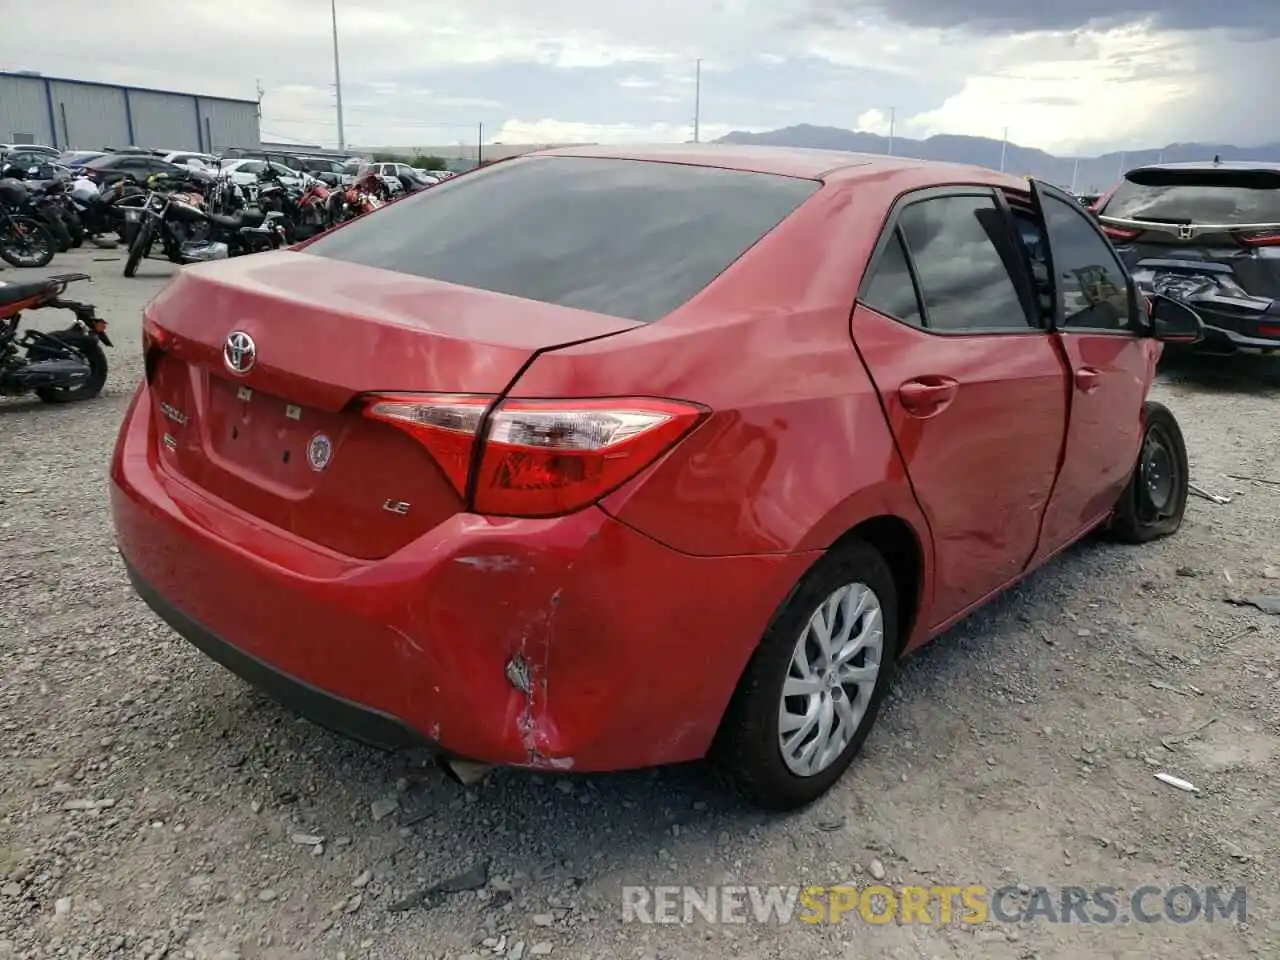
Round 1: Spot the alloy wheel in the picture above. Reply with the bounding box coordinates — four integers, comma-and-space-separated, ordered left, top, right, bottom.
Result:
778, 582, 884, 777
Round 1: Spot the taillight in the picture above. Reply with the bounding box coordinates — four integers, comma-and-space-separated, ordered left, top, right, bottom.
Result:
1102, 224, 1140, 242
1235, 232, 1280, 248
1259, 322, 1280, 338
141, 313, 171, 381
362, 394, 707, 517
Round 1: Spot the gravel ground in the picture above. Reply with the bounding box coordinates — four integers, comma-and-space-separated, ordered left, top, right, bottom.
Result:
1, 248, 1278, 960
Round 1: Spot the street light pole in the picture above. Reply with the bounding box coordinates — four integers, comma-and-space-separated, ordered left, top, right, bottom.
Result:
331, 0, 346, 151
887, 106, 895, 156
693, 58, 702, 143
999, 126, 1009, 172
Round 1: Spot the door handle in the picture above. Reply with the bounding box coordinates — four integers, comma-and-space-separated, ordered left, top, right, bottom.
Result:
1075, 367, 1101, 393
898, 377, 959, 417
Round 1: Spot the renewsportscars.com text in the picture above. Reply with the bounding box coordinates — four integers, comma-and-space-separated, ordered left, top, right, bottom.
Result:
621, 884, 1247, 926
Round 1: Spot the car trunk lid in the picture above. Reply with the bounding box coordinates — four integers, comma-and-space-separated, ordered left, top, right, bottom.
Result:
143, 251, 641, 559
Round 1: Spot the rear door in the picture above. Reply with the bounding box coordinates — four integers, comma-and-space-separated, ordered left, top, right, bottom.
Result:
851, 188, 1070, 628
1026, 180, 1159, 560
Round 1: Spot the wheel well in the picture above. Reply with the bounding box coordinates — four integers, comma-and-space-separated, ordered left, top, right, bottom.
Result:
831, 516, 922, 654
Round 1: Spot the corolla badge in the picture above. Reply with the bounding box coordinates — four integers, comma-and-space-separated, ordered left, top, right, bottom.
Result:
306, 432, 333, 471
223, 330, 256, 374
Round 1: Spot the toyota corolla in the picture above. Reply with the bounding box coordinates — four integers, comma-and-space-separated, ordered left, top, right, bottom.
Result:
111, 145, 1203, 810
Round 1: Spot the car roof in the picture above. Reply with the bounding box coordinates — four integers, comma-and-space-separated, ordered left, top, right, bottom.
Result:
531, 143, 1032, 188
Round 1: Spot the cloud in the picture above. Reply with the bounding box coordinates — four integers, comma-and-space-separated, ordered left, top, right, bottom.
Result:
5, 0, 1279, 155
806, 0, 1280, 36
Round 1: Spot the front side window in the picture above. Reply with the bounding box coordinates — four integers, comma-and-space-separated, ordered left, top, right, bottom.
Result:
1040, 193, 1132, 331
305, 155, 819, 323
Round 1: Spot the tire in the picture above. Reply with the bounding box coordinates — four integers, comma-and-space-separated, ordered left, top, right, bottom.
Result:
0, 216, 56, 268
712, 540, 901, 811
1103, 400, 1189, 544
64, 209, 85, 248
40, 208, 72, 252
34, 331, 108, 403
124, 220, 153, 278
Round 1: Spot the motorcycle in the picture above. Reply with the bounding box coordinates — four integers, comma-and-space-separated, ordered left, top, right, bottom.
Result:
257, 169, 330, 241
0, 272, 111, 403
65, 175, 119, 248
0, 172, 73, 253
123, 174, 288, 277
0, 179, 57, 268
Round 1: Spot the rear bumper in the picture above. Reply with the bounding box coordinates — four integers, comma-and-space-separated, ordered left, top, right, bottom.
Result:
1199, 322, 1280, 352
110, 383, 816, 772
124, 560, 427, 752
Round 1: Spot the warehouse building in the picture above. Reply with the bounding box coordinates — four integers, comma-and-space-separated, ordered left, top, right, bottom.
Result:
0, 70, 260, 152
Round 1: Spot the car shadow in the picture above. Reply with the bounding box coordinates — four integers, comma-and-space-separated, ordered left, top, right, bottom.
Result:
1156, 347, 1280, 395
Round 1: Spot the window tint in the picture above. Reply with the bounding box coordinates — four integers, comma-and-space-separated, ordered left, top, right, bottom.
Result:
898, 195, 1031, 332
861, 229, 922, 326
305, 155, 820, 324
1041, 193, 1131, 331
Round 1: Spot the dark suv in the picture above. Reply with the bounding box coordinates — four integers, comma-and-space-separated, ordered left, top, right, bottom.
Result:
1094, 160, 1280, 354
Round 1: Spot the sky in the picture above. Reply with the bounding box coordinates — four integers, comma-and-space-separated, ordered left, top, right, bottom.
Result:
4, 0, 1280, 155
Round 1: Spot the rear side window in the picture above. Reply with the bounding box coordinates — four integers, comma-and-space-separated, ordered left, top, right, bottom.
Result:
898, 195, 1031, 332
1106, 170, 1280, 224
304, 155, 819, 323
861, 229, 923, 327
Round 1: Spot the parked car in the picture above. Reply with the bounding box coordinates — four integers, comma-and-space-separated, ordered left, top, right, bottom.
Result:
219, 158, 305, 190
1, 143, 59, 159
1093, 160, 1280, 354
110, 146, 1201, 811
162, 151, 215, 170
57, 150, 108, 168
80, 152, 186, 187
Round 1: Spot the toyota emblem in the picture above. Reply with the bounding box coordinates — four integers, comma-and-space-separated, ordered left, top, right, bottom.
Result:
223, 331, 256, 375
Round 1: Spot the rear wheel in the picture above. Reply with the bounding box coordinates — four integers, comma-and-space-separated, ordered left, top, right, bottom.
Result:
0, 216, 56, 268
40, 209, 72, 252
34, 331, 108, 403
1104, 401, 1189, 544
712, 540, 900, 811
124, 220, 154, 278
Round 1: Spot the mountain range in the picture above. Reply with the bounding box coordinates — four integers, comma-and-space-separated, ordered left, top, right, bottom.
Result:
714, 124, 1280, 193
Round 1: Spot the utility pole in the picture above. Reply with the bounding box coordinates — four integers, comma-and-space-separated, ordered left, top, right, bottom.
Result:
693, 59, 702, 143
255, 79, 264, 121
330, 0, 346, 151
887, 107, 895, 156
1070, 157, 1080, 193
999, 127, 1009, 172
1118, 151, 1127, 176
477, 121, 483, 165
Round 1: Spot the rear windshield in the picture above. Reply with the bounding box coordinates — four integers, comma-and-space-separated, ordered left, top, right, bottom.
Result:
1106, 170, 1280, 225
304, 155, 819, 323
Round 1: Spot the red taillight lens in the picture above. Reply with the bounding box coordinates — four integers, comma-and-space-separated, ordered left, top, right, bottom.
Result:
141, 313, 171, 381
1102, 224, 1140, 242
362, 394, 490, 497
1235, 232, 1280, 248
1259, 322, 1280, 338
362, 394, 707, 517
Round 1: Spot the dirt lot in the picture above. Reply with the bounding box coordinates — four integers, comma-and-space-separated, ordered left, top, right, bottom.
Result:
1, 248, 1277, 960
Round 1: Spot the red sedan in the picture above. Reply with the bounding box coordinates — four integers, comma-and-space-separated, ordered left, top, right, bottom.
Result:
110, 145, 1204, 810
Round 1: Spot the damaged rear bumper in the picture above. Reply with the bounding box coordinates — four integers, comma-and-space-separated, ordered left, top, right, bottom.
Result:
110, 383, 816, 773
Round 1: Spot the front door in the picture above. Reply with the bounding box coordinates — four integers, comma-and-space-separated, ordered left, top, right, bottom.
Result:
1025, 180, 1161, 561
852, 190, 1071, 629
